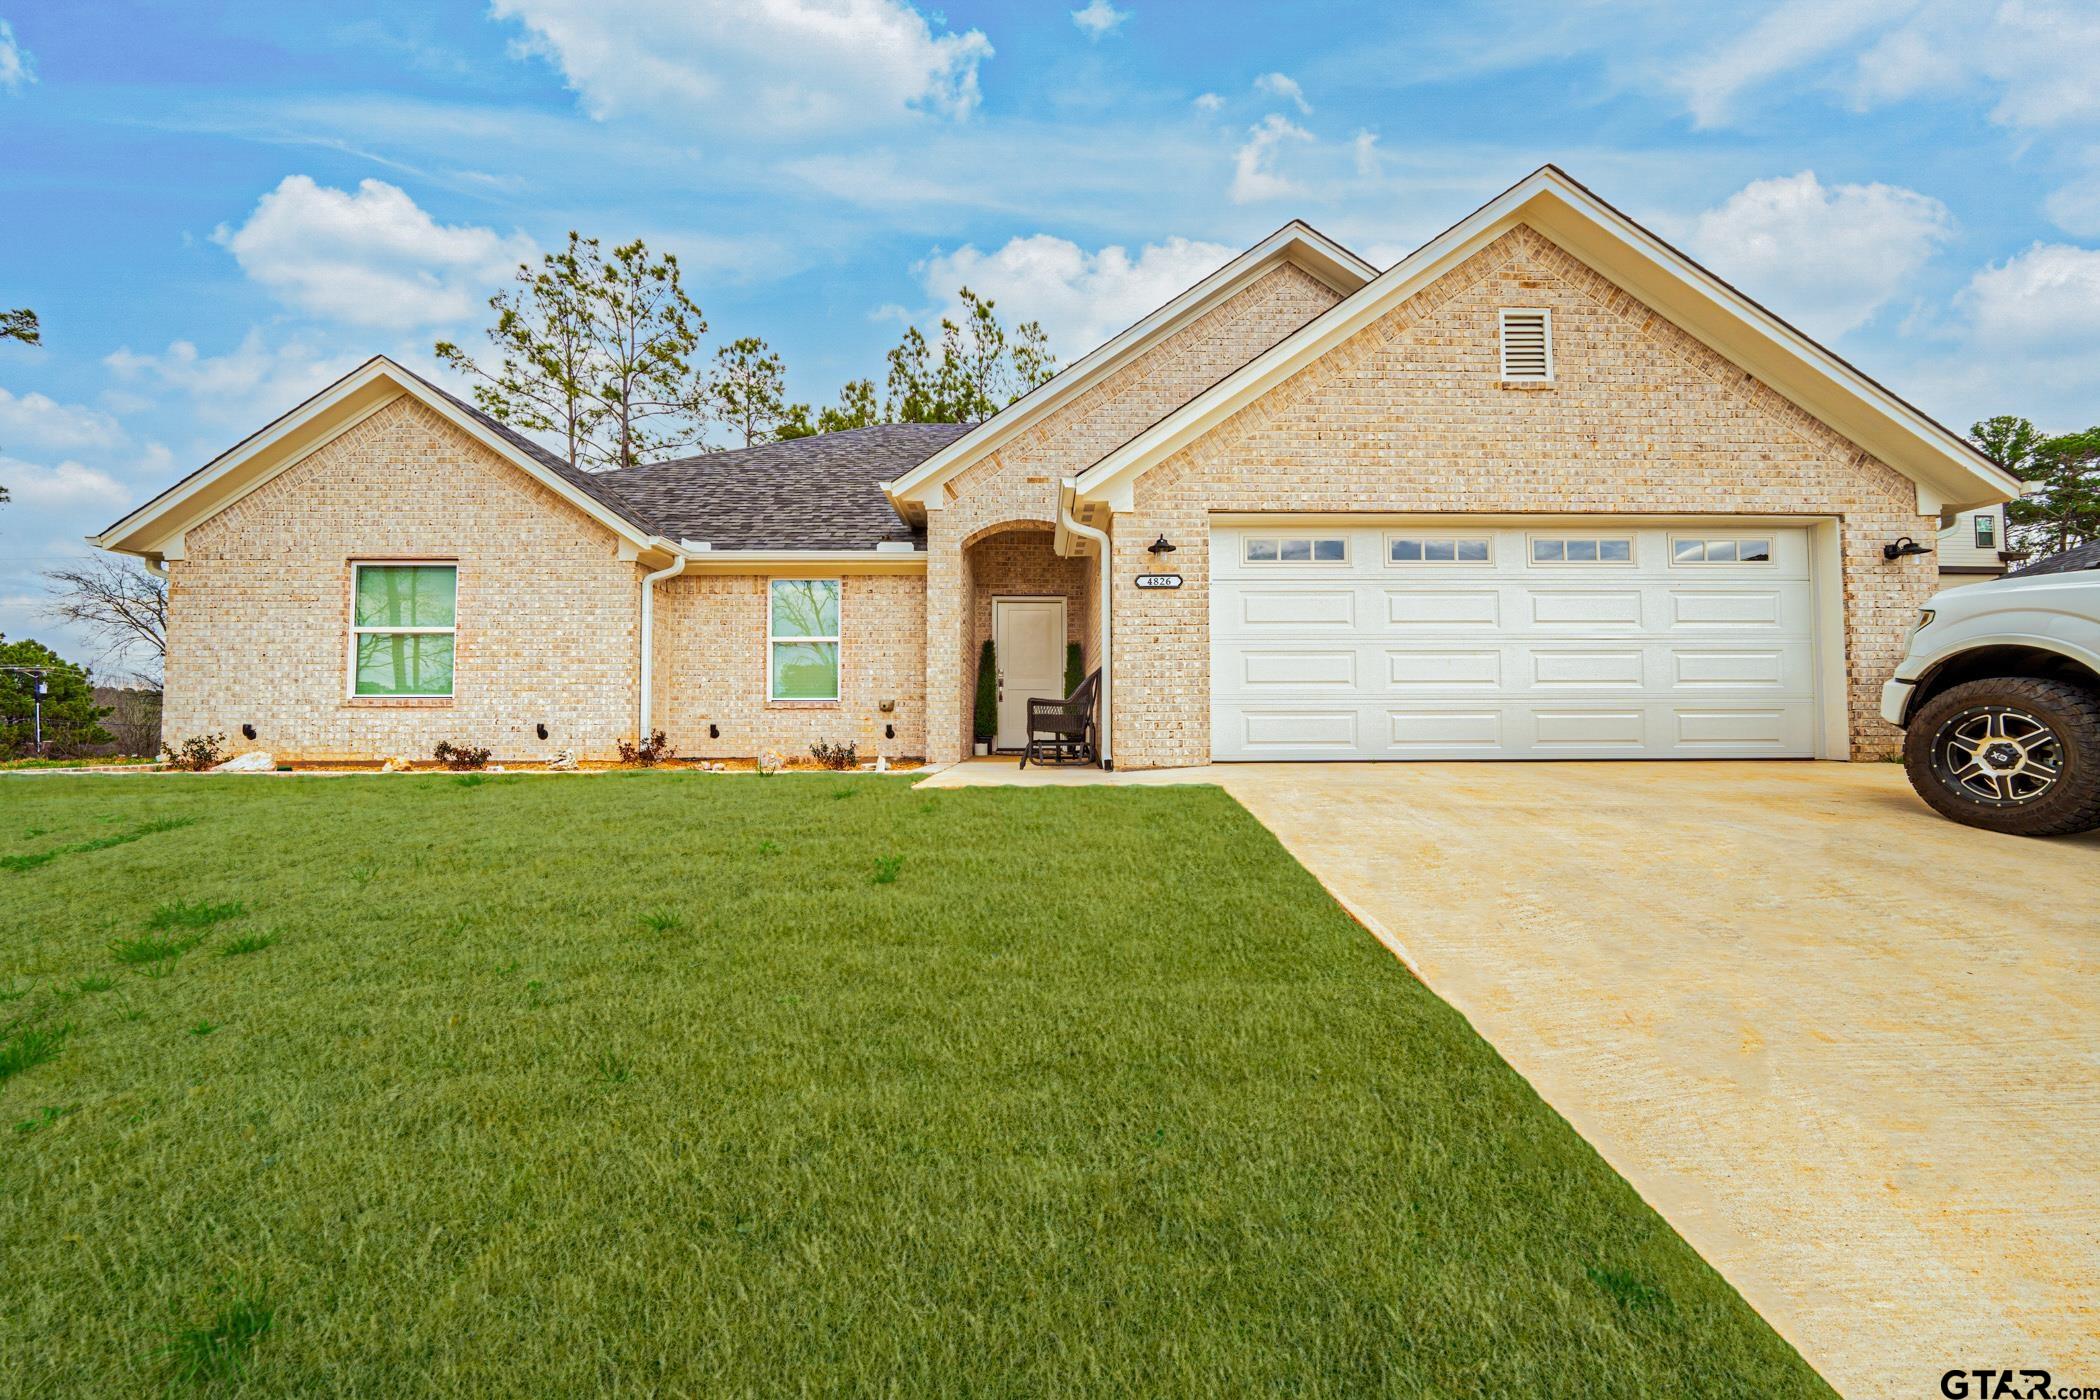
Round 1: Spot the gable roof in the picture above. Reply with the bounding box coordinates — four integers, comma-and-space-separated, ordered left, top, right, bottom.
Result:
92, 356, 666, 561
883, 219, 1377, 516
607, 424, 973, 550
1068, 166, 2023, 516
91, 357, 973, 562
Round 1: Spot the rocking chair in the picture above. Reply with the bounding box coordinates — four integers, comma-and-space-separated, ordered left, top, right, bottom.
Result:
1019, 669, 1101, 769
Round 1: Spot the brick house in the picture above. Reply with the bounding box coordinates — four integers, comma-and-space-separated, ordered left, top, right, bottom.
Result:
94, 167, 2019, 768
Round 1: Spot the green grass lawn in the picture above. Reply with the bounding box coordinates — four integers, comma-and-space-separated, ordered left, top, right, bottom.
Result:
1, 774, 1829, 1396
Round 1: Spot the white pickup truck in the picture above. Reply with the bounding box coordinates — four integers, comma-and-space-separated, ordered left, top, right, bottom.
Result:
1882, 560, 2100, 836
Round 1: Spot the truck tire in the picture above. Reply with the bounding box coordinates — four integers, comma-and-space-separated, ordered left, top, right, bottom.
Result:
1902, 676, 2100, 837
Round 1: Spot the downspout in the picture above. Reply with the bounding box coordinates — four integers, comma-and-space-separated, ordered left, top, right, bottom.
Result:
637, 547, 688, 739
1059, 490, 1113, 768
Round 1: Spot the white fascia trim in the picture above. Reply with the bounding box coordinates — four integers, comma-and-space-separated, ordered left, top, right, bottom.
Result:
1071, 168, 2021, 516
676, 548, 928, 574
90, 358, 401, 555
90, 356, 660, 560
882, 222, 1375, 511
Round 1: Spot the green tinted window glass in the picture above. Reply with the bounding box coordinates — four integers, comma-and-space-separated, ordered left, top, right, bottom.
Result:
769, 580, 838, 639
770, 642, 839, 701
354, 565, 456, 628
354, 633, 455, 696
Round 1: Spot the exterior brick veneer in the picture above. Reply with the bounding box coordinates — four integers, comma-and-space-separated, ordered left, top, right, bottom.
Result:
164, 397, 642, 763
157, 226, 1950, 771
1106, 226, 1938, 768
653, 572, 926, 762
925, 263, 1348, 761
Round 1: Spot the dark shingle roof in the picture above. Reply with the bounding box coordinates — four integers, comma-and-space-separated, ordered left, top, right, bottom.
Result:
599, 424, 975, 551
413, 358, 972, 551
2008, 541, 2100, 577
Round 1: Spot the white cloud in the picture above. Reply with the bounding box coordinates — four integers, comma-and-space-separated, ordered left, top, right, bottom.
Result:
1230, 113, 1311, 204
1253, 71, 1310, 114
2044, 178, 2100, 239
490, 0, 993, 133
1685, 171, 1953, 339
1665, 0, 2100, 131
0, 19, 34, 94
213, 176, 534, 331
917, 233, 1236, 357
1849, 0, 2100, 129
0, 457, 131, 510
1959, 242, 2100, 348
0, 389, 125, 453
1351, 130, 1380, 179
104, 330, 363, 427
1191, 91, 1223, 113
1071, 0, 1128, 40
1890, 240, 2100, 431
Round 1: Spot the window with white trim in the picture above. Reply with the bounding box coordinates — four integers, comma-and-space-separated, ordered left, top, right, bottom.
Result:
1388, 536, 1490, 564
350, 563, 456, 698
769, 579, 840, 701
1531, 535, 1630, 564
1671, 537, 1772, 564
1974, 513, 1996, 550
1499, 308, 1552, 381
1244, 536, 1348, 564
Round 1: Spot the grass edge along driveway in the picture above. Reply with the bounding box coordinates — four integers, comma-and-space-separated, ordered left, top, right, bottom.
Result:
0, 773, 1831, 1396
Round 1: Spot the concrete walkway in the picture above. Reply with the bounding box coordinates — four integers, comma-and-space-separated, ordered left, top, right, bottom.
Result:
921, 758, 2100, 1399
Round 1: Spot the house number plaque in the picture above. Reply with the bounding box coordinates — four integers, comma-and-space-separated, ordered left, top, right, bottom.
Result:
1134, 573, 1183, 589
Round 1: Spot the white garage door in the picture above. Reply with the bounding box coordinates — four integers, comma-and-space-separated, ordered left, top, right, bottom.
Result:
1210, 521, 1821, 760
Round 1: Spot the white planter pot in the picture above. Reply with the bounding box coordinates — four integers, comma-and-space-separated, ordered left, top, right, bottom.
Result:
973, 741, 990, 757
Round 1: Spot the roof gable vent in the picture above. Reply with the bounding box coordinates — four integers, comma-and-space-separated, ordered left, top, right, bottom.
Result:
1499, 308, 1553, 382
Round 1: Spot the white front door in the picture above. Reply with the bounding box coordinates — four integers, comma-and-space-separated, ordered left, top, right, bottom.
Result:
993, 597, 1067, 751
1210, 521, 1823, 760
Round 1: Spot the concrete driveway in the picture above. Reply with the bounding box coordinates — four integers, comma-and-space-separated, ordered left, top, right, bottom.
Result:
1205, 761, 2099, 1400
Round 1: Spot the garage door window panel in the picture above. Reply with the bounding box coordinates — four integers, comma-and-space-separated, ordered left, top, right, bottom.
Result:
1531, 536, 1633, 564
1672, 537, 1772, 564
1389, 536, 1491, 564
1246, 536, 1347, 565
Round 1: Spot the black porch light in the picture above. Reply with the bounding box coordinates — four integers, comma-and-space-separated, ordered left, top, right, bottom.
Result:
1882, 536, 1932, 560
1147, 534, 1177, 558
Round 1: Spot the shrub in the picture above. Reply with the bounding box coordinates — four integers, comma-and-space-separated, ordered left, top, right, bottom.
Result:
756, 749, 785, 777
973, 639, 997, 743
161, 733, 227, 771
433, 741, 492, 771
616, 730, 671, 766
1065, 641, 1083, 699
809, 740, 858, 771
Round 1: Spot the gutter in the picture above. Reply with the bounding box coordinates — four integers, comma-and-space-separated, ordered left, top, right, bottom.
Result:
1058, 487, 1113, 768
637, 544, 688, 739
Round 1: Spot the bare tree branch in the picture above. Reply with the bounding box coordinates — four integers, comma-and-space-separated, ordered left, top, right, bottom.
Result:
43, 556, 167, 682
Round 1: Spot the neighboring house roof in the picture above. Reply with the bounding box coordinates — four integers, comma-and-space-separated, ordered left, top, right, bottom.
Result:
2008, 541, 2100, 577
1067, 165, 2024, 518
605, 424, 974, 550
883, 219, 1377, 517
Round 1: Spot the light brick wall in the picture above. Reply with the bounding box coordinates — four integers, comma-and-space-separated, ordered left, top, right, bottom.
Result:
164, 397, 642, 763
926, 262, 1348, 760
1110, 226, 1939, 767
652, 572, 926, 761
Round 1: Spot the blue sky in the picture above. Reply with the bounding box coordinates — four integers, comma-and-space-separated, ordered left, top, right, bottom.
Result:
4, 0, 2099, 672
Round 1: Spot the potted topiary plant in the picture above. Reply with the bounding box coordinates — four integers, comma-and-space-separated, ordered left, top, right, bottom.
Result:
973, 638, 997, 756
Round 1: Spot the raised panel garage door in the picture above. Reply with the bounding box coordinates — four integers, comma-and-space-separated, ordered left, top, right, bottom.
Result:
1210, 522, 1822, 760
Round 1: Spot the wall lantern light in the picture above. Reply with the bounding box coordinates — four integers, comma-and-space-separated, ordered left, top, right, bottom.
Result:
536, 722, 549, 740
241, 723, 257, 740
1147, 534, 1177, 558
1882, 536, 1932, 560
